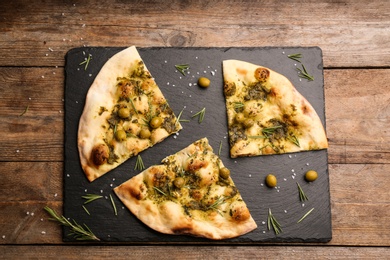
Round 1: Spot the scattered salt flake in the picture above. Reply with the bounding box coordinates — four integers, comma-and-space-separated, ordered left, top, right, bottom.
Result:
211, 71, 215, 76
306, 163, 310, 166
189, 95, 192, 98
164, 60, 167, 63
249, 174, 252, 178
195, 57, 198, 59
288, 155, 292, 158
89, 74, 92, 77
292, 175, 295, 179
110, 184, 113, 187
100, 190, 103, 193
54, 193, 58, 197
112, 178, 116, 181
167, 82, 170, 85
262, 221, 266, 225
63, 38, 66, 42
66, 174, 70, 177
62, 13, 65, 16
284, 210, 288, 213
59, 110, 62, 114
299, 79, 302, 82
75, 101, 78, 103
282, 51, 285, 54
2, 235, 5, 239
260, 183, 264, 186
189, 83, 192, 86
122, 206, 125, 210
173, 135, 177, 139
53, 72, 56, 75
48, 47, 53, 52
26, 212, 30, 215
45, 53, 48, 57
40, 218, 44, 221
28, 97, 31, 100
77, 68, 80, 71
302, 203, 305, 207
291, 169, 295, 172
82, 24, 86, 28
41, 75, 45, 78
263, 231, 266, 233
31, 212, 34, 216
80, 37, 83, 40
16, 150, 20, 153
283, 178, 287, 181
203, 71, 206, 73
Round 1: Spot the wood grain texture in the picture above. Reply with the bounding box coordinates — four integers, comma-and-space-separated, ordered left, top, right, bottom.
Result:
0, 163, 388, 245
1, 68, 389, 163
0, 0, 389, 257
0, 0, 389, 67
1, 245, 389, 259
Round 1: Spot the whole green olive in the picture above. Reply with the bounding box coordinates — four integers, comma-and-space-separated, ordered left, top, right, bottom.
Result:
139, 128, 151, 139
219, 167, 231, 179
265, 174, 277, 188
243, 118, 255, 128
198, 77, 210, 88
150, 116, 163, 129
305, 170, 318, 182
115, 130, 127, 142
173, 177, 185, 188
118, 107, 130, 119
235, 113, 245, 123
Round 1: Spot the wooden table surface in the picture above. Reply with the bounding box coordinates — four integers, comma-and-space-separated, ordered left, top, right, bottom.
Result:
1, 0, 389, 259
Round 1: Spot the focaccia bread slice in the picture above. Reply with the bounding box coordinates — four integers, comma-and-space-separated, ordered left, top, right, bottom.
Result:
114, 138, 257, 240
78, 46, 182, 182
222, 59, 328, 158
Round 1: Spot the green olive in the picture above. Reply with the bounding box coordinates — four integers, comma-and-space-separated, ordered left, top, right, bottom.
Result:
118, 107, 130, 119
235, 113, 245, 123
305, 170, 318, 182
115, 130, 127, 142
243, 118, 255, 128
219, 167, 231, 179
198, 77, 210, 88
265, 174, 277, 188
173, 177, 185, 188
139, 128, 151, 139
150, 116, 163, 129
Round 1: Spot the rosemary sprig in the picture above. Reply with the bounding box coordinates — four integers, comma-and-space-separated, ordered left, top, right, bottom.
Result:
82, 194, 103, 204
134, 155, 145, 171
82, 205, 90, 215
218, 141, 222, 157
109, 194, 117, 216
267, 208, 282, 235
233, 102, 244, 110
297, 64, 314, 81
262, 125, 283, 136
19, 105, 29, 116
287, 53, 302, 63
297, 182, 309, 201
176, 107, 190, 125
79, 54, 92, 71
44, 206, 100, 241
153, 186, 167, 196
175, 64, 189, 76
297, 208, 314, 223
287, 135, 300, 147
192, 107, 206, 123
129, 98, 138, 115
206, 196, 227, 216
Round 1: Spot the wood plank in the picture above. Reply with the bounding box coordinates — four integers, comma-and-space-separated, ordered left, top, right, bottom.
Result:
0, 0, 389, 67
0, 163, 388, 245
1, 245, 389, 259
324, 69, 390, 164
1, 68, 389, 163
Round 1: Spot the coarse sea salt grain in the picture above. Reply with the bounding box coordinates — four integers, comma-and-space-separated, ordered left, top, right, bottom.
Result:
41, 231, 46, 235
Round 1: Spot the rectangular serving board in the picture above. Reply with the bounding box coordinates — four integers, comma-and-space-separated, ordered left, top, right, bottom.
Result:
64, 47, 331, 243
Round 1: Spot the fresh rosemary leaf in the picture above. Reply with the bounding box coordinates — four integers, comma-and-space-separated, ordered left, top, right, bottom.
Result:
287, 53, 302, 63
79, 54, 92, 71
19, 105, 29, 116
175, 107, 185, 125
153, 186, 167, 196
287, 135, 300, 147
192, 107, 206, 123
175, 64, 189, 76
267, 208, 282, 235
233, 102, 244, 110
248, 135, 267, 139
134, 155, 145, 171
297, 208, 314, 223
44, 206, 100, 241
297, 182, 309, 201
82, 194, 103, 204
82, 205, 90, 215
297, 64, 314, 81
262, 125, 283, 136
129, 98, 138, 115
218, 141, 222, 157
109, 194, 117, 216
206, 196, 227, 216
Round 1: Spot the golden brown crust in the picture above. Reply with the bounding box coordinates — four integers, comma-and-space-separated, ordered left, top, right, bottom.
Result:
114, 138, 257, 240
78, 46, 182, 182
222, 59, 328, 158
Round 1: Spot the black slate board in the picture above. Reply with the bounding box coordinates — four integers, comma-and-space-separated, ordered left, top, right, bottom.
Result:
64, 47, 331, 243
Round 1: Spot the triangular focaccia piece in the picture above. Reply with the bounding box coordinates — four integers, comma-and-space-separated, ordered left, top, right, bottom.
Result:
222, 60, 328, 158
114, 138, 257, 240
78, 46, 182, 182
